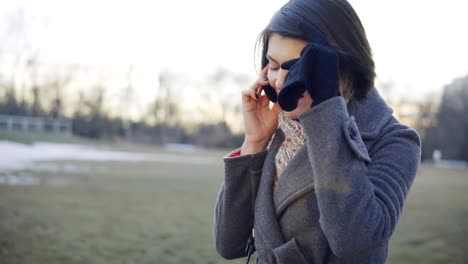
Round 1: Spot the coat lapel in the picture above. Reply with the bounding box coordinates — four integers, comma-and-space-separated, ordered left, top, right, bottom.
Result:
273, 145, 314, 218
255, 129, 286, 249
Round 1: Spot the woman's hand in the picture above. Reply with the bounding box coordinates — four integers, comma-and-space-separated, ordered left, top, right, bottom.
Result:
240, 65, 281, 155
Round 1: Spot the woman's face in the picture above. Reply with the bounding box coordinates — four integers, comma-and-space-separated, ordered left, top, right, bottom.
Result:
266, 33, 311, 120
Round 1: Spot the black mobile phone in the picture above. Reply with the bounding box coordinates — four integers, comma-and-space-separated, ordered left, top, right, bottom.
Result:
262, 77, 278, 103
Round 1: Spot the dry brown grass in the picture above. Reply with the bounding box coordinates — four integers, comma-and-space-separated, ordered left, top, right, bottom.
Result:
0, 154, 466, 263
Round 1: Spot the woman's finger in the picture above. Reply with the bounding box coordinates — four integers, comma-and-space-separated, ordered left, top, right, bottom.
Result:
260, 64, 269, 78
244, 65, 271, 104
243, 87, 259, 102
250, 81, 268, 99
258, 92, 270, 107
256, 64, 270, 83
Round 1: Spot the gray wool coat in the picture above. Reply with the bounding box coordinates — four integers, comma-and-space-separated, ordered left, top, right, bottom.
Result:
213, 89, 421, 263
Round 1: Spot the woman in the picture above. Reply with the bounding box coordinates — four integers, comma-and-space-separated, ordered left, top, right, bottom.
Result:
213, 0, 421, 263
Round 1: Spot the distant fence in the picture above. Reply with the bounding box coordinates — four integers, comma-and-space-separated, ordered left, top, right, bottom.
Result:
0, 115, 72, 135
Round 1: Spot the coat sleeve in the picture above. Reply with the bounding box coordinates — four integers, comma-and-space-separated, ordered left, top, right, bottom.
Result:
298, 96, 421, 258
213, 148, 268, 259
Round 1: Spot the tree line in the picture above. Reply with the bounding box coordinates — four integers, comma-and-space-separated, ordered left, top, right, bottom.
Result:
1, 67, 468, 160
0, 65, 247, 149
0, 8, 467, 159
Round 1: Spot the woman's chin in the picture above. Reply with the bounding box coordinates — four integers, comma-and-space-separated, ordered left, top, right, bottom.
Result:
283, 110, 300, 120
281, 93, 312, 120
282, 105, 311, 120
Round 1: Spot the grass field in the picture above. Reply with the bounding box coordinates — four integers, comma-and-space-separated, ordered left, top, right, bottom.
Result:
0, 139, 467, 263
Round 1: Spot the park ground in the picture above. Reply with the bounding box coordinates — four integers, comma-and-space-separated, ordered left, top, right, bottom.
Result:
0, 132, 467, 264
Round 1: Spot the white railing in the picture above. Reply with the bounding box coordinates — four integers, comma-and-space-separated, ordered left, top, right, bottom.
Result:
0, 114, 72, 135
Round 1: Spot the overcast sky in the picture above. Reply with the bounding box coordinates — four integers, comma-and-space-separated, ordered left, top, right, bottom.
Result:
1, 0, 467, 103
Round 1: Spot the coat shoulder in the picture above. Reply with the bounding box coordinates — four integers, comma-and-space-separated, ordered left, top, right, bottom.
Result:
377, 116, 422, 147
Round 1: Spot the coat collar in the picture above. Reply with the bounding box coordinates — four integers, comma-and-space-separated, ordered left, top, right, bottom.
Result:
255, 128, 287, 249
270, 90, 393, 216
272, 131, 314, 218
254, 88, 393, 250
346, 88, 393, 139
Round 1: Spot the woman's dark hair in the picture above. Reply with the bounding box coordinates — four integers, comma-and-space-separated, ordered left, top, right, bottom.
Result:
255, 0, 375, 98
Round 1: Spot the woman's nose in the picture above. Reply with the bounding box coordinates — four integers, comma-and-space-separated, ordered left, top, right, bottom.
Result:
275, 68, 289, 91
268, 72, 277, 89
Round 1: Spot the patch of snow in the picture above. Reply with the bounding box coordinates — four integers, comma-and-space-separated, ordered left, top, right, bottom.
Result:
0, 140, 215, 172
164, 143, 202, 153
433, 160, 468, 169
0, 173, 40, 186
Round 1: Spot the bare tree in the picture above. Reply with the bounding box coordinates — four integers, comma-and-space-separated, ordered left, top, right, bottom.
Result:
421, 74, 468, 161
153, 71, 181, 125
147, 71, 182, 144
